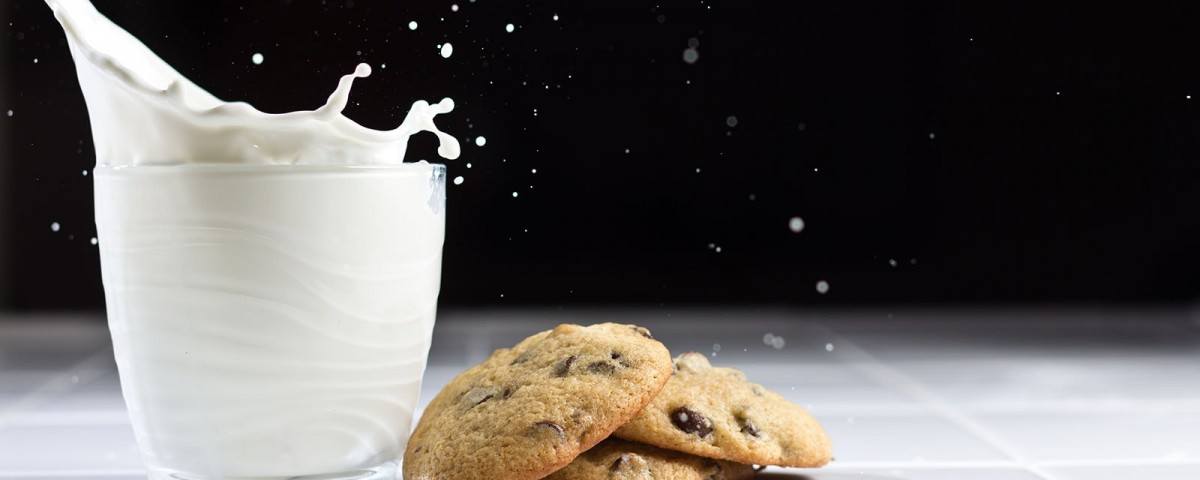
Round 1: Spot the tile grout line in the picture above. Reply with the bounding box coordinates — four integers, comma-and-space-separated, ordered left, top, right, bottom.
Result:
0, 346, 114, 428
814, 324, 1068, 480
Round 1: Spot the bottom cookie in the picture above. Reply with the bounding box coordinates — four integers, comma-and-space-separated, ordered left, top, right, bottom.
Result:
545, 437, 757, 480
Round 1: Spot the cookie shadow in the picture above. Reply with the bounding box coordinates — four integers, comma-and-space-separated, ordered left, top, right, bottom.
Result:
755, 474, 818, 480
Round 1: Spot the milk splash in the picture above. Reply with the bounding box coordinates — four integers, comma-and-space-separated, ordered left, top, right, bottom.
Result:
46, 0, 460, 167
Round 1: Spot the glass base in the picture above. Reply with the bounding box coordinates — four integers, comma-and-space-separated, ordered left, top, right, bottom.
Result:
148, 461, 399, 480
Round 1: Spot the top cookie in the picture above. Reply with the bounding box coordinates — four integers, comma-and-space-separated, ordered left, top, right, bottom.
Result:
403, 323, 673, 480
545, 437, 757, 480
614, 352, 831, 467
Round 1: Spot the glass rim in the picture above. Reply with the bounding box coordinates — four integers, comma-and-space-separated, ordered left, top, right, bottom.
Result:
93, 162, 446, 176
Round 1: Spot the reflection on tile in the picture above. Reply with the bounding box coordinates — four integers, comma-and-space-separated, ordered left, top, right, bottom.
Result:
761, 467, 1042, 480
1047, 464, 1200, 480
817, 414, 1008, 462
976, 411, 1200, 461
0, 424, 141, 470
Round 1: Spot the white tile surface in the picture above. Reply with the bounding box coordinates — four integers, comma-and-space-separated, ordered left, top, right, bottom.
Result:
0, 309, 1197, 479
761, 467, 1045, 479
816, 413, 1009, 463
975, 410, 1200, 462
1046, 463, 1200, 480
0, 424, 141, 471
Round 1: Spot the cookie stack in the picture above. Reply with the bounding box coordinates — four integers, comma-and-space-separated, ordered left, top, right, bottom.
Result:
404, 323, 831, 480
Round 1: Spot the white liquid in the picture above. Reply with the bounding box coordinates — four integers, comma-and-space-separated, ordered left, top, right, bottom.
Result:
95, 164, 444, 478
45, 0, 459, 167
44, 1, 455, 477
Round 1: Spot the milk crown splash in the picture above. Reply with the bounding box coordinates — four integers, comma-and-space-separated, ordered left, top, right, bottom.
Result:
45, 0, 461, 167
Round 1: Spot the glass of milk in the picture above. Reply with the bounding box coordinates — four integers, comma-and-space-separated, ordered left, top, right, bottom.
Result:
94, 163, 445, 479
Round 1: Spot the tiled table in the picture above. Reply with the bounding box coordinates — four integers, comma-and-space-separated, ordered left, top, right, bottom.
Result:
2, 308, 1198, 479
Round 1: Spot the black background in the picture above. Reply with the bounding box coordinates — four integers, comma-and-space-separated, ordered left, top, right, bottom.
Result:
4, 1, 1200, 311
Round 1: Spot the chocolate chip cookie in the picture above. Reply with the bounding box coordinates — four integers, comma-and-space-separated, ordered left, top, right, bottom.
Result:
545, 437, 757, 480
614, 352, 831, 467
403, 324, 673, 480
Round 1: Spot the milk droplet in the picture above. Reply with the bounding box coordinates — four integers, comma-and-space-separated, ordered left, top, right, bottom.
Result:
788, 217, 804, 233
725, 115, 738, 127
683, 48, 699, 64
928, 132, 936, 140
474, 136, 486, 146
816, 280, 830, 294
5, 109, 11, 117
90, 237, 98, 245
715, 246, 722, 253
505, 23, 515, 33
466, 163, 472, 168
451, 4, 459, 12
453, 176, 464, 185
50, 222, 61, 232
713, 343, 721, 352
624, 148, 630, 154
440, 43, 454, 58
408, 21, 419, 30
762, 333, 786, 350
251, 52, 264, 65
825, 343, 835, 352
82, 169, 88, 176
553, 14, 560, 21
531, 168, 537, 174
512, 191, 519, 198
888, 259, 898, 267
33, 58, 39, 64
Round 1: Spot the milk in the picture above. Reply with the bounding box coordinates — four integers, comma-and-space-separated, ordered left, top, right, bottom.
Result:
45, 1, 455, 478
95, 164, 445, 478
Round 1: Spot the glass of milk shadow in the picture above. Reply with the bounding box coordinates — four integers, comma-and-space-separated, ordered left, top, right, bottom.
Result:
94, 163, 446, 480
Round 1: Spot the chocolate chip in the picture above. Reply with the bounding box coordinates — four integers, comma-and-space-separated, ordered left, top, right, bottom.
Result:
610, 453, 630, 472
631, 325, 653, 339
586, 361, 617, 375
553, 355, 576, 377
739, 418, 761, 437
461, 386, 498, 408
670, 407, 713, 437
501, 386, 515, 399
611, 351, 622, 360
533, 421, 565, 439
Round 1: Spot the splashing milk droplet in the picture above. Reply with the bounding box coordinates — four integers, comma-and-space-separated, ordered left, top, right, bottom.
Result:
788, 217, 804, 233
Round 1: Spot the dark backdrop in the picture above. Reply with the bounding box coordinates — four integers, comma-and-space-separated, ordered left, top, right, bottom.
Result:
4, 1, 1200, 310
